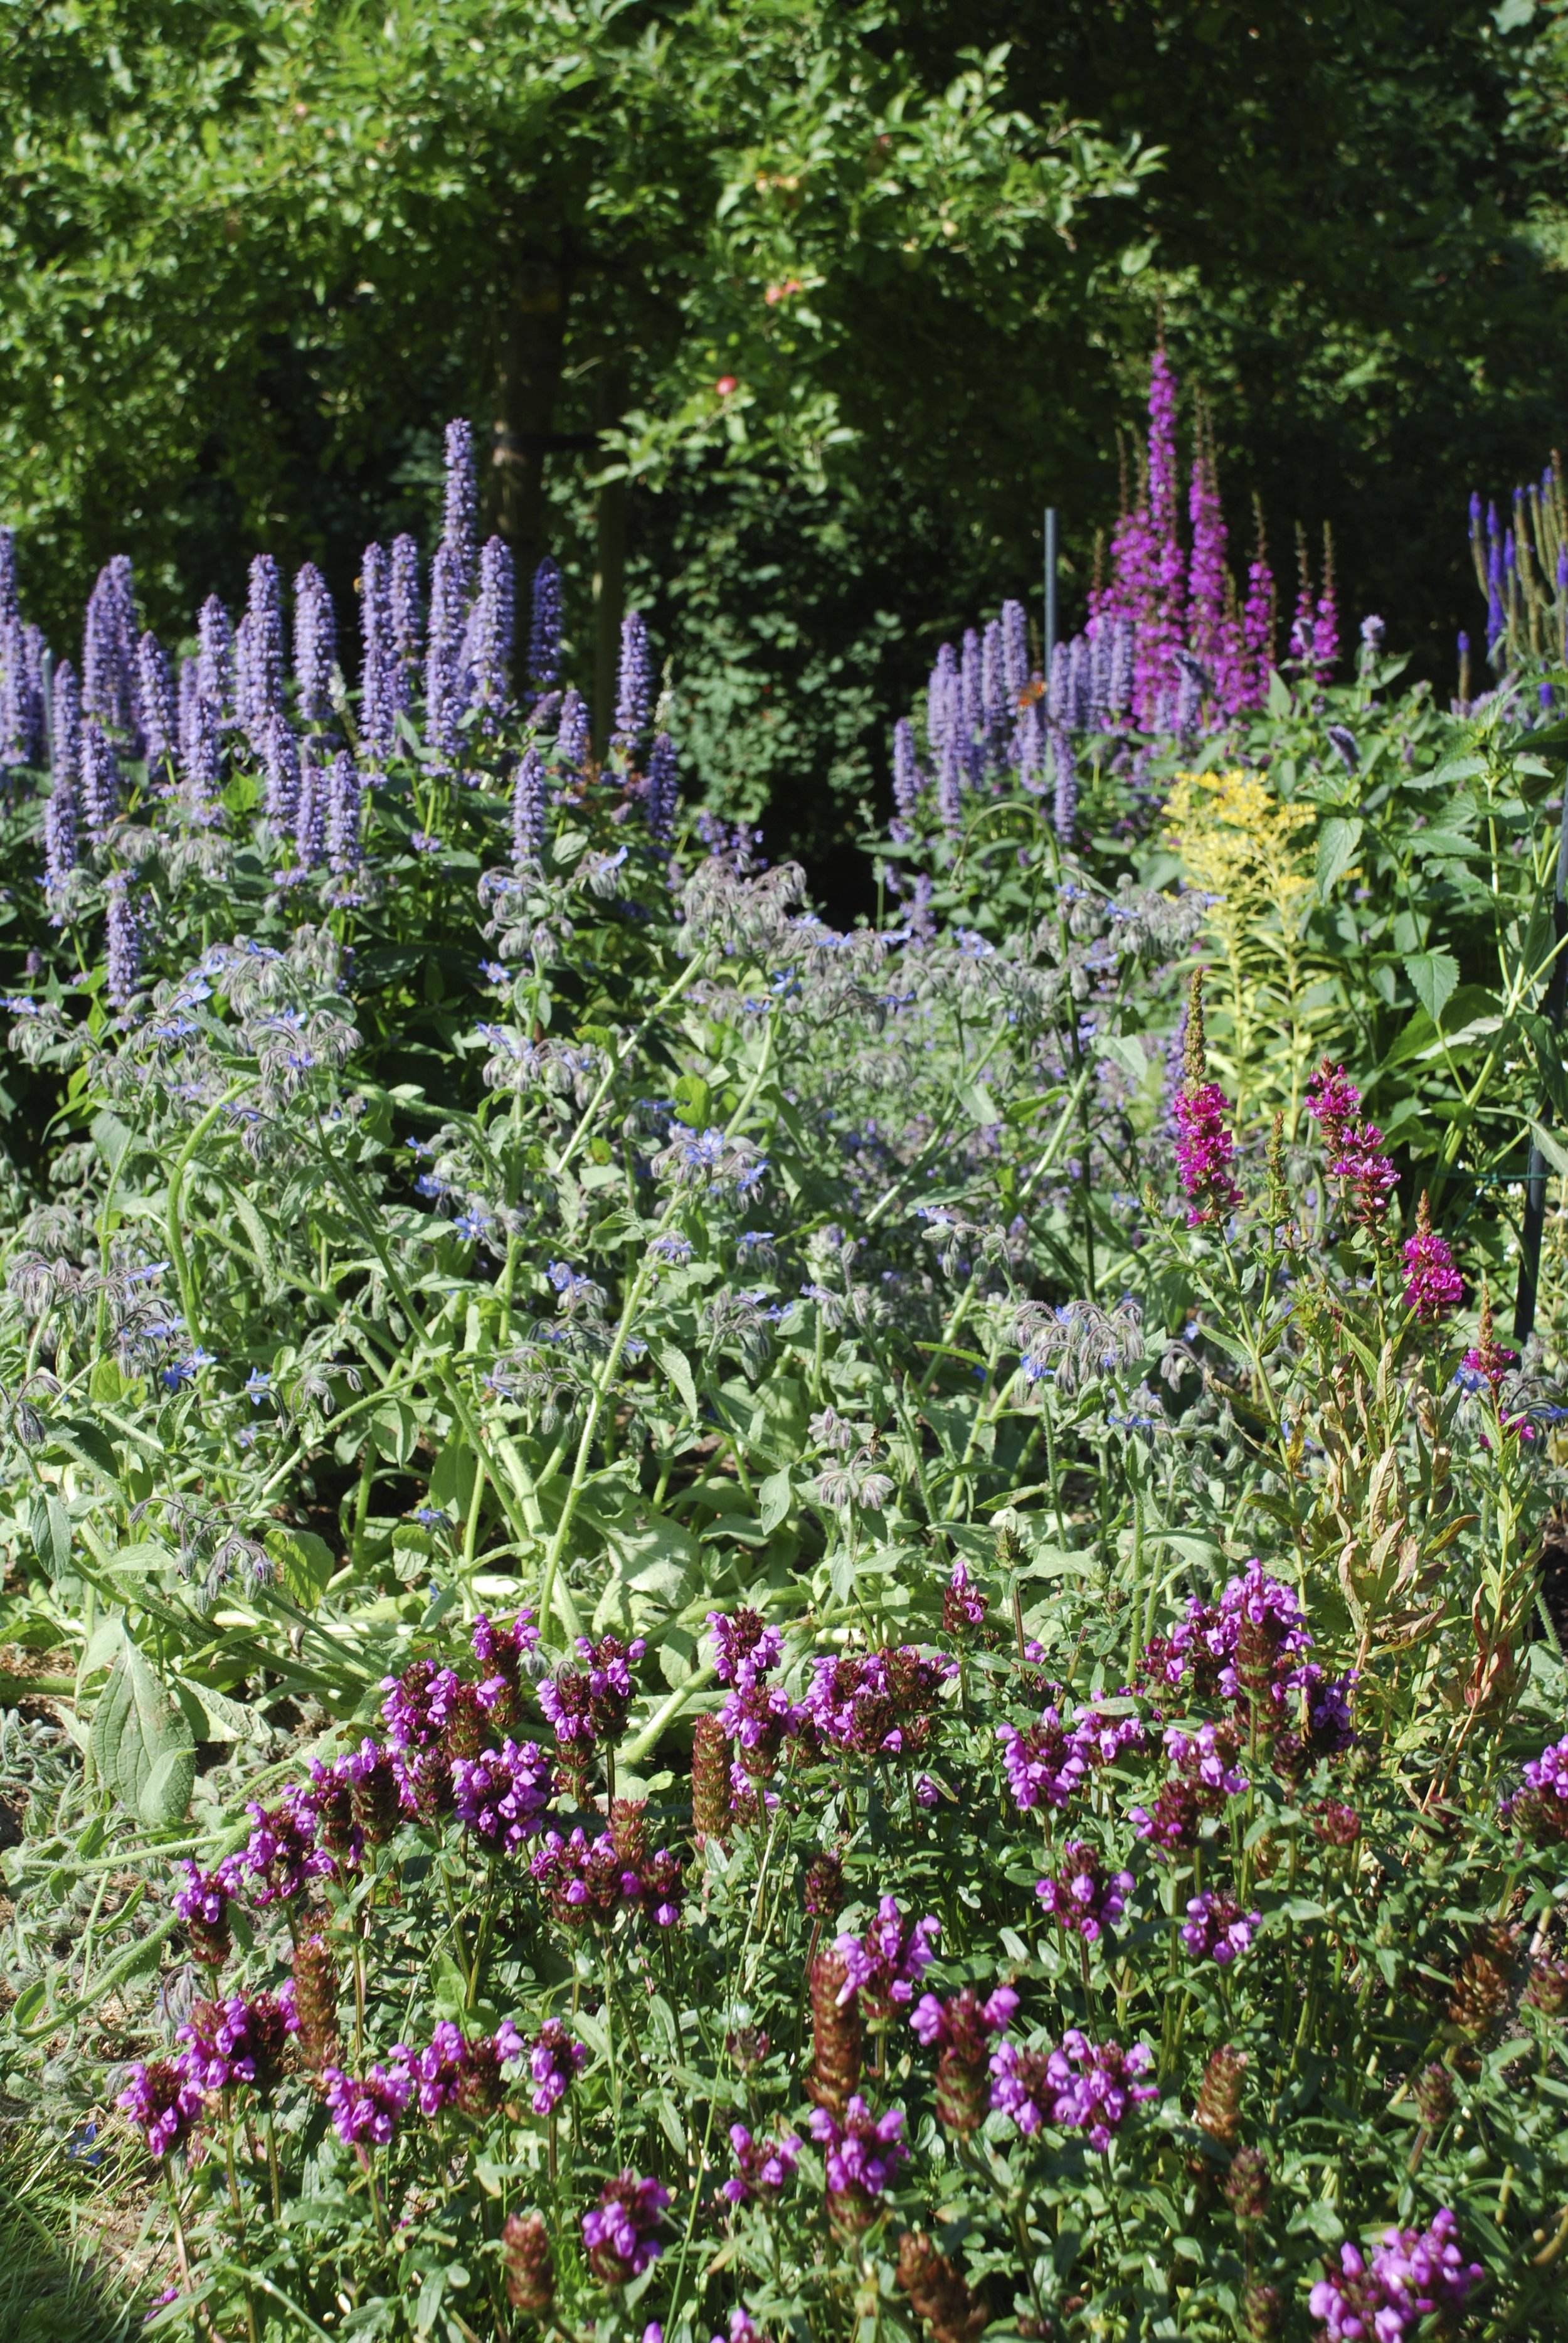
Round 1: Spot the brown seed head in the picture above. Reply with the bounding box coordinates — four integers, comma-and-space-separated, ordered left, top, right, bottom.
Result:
289, 1933, 341, 2073
807, 1946, 861, 2116
1195, 2044, 1247, 2145
1223, 2145, 1271, 2226
502, 2210, 556, 2315
896, 2231, 989, 2343
691, 1714, 731, 1850
1412, 2062, 1454, 2129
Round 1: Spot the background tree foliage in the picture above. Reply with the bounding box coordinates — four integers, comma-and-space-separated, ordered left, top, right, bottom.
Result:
2, 0, 1567, 888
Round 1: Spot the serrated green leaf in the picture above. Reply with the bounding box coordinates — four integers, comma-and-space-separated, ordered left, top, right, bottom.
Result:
1315, 816, 1363, 896
1405, 950, 1459, 1026
654, 1341, 699, 1418
758, 1467, 792, 1534
264, 1526, 336, 1610
89, 1643, 194, 1827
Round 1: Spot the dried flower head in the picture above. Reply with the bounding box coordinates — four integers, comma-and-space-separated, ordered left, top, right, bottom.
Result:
896, 2231, 989, 2343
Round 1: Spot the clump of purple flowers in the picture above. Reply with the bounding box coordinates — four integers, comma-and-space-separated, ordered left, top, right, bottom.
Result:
583, 2171, 670, 2285
722, 2121, 803, 2204
322, 2060, 414, 2149
406, 2019, 523, 2117
233, 1795, 332, 1905
1036, 1843, 1135, 1942
1501, 1731, 1568, 1846
990, 2031, 1158, 2152
539, 1634, 645, 1758
1181, 1890, 1261, 1967
707, 1608, 783, 1687
807, 2095, 908, 2233
528, 2017, 589, 2115
450, 1738, 553, 1853
1402, 1192, 1463, 1324
176, 1993, 290, 2098
998, 1696, 1142, 1816
1308, 2209, 1481, 2341
1173, 973, 1242, 1226
802, 1646, 953, 1762
833, 1896, 940, 2017
118, 2059, 205, 2158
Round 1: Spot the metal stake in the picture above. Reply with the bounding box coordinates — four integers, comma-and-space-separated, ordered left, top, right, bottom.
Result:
1043, 507, 1059, 680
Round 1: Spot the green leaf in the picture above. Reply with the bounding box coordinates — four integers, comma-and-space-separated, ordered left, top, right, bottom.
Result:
29, 1493, 73, 1580
1266, 667, 1291, 717
1094, 1033, 1147, 1083
1315, 816, 1364, 896
758, 1467, 792, 1534
88, 1642, 194, 1827
46, 1416, 121, 1484
1530, 1122, 1568, 1178
654, 1341, 699, 1417
1405, 950, 1459, 1026
264, 1526, 336, 1610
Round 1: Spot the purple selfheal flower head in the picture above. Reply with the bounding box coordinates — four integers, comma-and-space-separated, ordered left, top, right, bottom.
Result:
833, 1896, 940, 2018
293, 561, 337, 726
406, 2017, 524, 2118
645, 731, 679, 843
583, 2172, 670, 2285
1174, 969, 1242, 1225
556, 685, 590, 770
540, 1634, 646, 1758
136, 632, 176, 771
706, 1608, 782, 1687
105, 871, 143, 1007
720, 1679, 804, 1780
1500, 1730, 1568, 1845
990, 2029, 1157, 2152
472, 1606, 541, 1726
240, 554, 285, 747
322, 2059, 413, 2149
722, 2121, 802, 2204
326, 750, 362, 886
80, 716, 120, 839
442, 417, 477, 592
998, 1706, 1089, 1812
450, 1738, 553, 1854
176, 1992, 290, 2098
807, 2095, 908, 2234
1403, 1193, 1463, 1323
83, 555, 139, 742
174, 1862, 233, 1966
613, 609, 651, 758
1308, 2209, 1481, 2342
264, 716, 301, 834
234, 1793, 333, 1905
529, 2017, 589, 2115
198, 593, 235, 723
908, 1984, 1017, 2133
942, 1560, 987, 1637
803, 1646, 953, 1763
528, 555, 562, 694
512, 743, 547, 863
295, 740, 328, 871
425, 540, 469, 768
469, 535, 514, 735
379, 1657, 487, 1819
118, 2060, 204, 2159
1181, 1889, 1261, 1966
1036, 1842, 1135, 1942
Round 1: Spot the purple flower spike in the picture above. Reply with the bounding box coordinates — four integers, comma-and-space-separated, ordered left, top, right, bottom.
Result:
833, 1896, 940, 2017
528, 2017, 589, 2115
293, 561, 337, 726
721, 2120, 802, 2204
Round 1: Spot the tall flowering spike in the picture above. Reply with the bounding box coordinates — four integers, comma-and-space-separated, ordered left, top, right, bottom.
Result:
105, 870, 142, 1006
511, 744, 547, 864
293, 561, 337, 726
469, 536, 515, 733
265, 715, 302, 832
891, 716, 921, 827
1402, 1192, 1463, 1322
553, 684, 589, 772
1173, 968, 1243, 1226
359, 544, 398, 757
1051, 727, 1077, 843
613, 610, 650, 757
198, 595, 235, 723
295, 740, 328, 870
807, 1947, 862, 2115
389, 533, 423, 670
136, 632, 176, 772
926, 641, 958, 757
981, 619, 1007, 737
442, 418, 478, 595
326, 750, 362, 886
1132, 346, 1187, 726
1313, 523, 1339, 678
960, 627, 983, 749
285, 1933, 340, 2069
691, 1713, 731, 1849
0, 615, 38, 767
241, 554, 285, 746
528, 555, 562, 695
0, 527, 16, 625
645, 731, 679, 843
1187, 420, 1228, 676
179, 685, 221, 826
425, 541, 469, 767
1241, 503, 1276, 708
502, 2211, 556, 2316
80, 717, 120, 839
44, 686, 80, 904
937, 731, 964, 837
83, 556, 139, 743
1461, 1285, 1518, 1401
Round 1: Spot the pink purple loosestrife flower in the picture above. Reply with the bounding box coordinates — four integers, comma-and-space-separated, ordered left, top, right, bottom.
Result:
722, 2121, 803, 2203
529, 2017, 589, 2114
989, 2031, 1157, 2152
117, 2060, 205, 2157
1308, 2209, 1481, 2340
1036, 1843, 1135, 1941
833, 1896, 940, 2016
322, 2060, 413, 2148
1181, 1891, 1261, 1967
1173, 972, 1243, 1225
583, 2172, 670, 2285
1402, 1194, 1463, 1323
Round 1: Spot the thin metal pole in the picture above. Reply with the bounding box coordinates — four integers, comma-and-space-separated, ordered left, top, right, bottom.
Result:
1043, 507, 1059, 679
1515, 778, 1568, 1342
